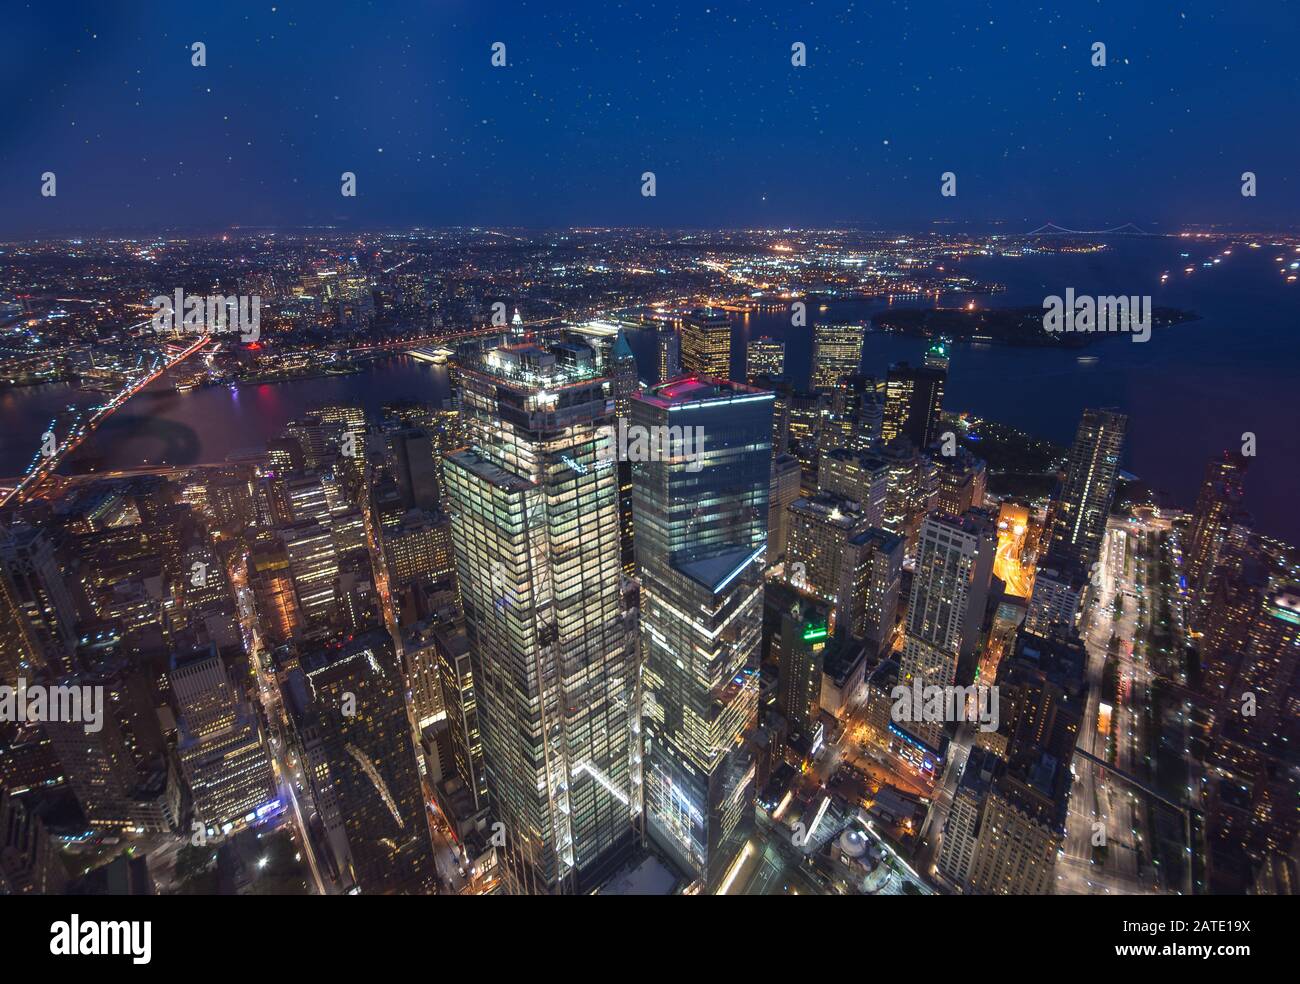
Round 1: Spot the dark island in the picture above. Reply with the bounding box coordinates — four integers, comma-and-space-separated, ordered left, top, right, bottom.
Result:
871, 305, 1199, 347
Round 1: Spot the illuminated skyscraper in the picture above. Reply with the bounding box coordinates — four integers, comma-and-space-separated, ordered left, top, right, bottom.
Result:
774, 597, 829, 736
899, 511, 997, 746
883, 361, 946, 449
746, 336, 785, 383
810, 324, 865, 390
1046, 408, 1127, 569
444, 335, 638, 894
680, 308, 731, 378
0, 525, 79, 676
170, 649, 277, 835
248, 537, 302, 646
656, 328, 681, 382
632, 376, 773, 889
1185, 451, 1248, 628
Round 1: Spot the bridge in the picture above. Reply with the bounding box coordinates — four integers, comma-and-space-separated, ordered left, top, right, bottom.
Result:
0, 333, 211, 508
1022, 222, 1151, 236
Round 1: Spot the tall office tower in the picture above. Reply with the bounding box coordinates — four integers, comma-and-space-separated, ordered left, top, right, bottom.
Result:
330, 506, 367, 557
882, 361, 946, 449
169, 649, 276, 835
633, 377, 773, 890
1204, 581, 1300, 889
279, 520, 339, 628
899, 512, 997, 744
1023, 551, 1087, 637
284, 416, 344, 471
767, 453, 803, 564
656, 328, 681, 383
608, 330, 641, 580
986, 630, 1087, 764
967, 750, 1071, 895
1217, 582, 1300, 751
44, 662, 177, 833
937, 745, 998, 890
285, 474, 333, 525
608, 328, 639, 416
298, 630, 435, 894
846, 527, 904, 655
0, 789, 68, 894
0, 525, 79, 676
382, 510, 455, 589
1046, 408, 1127, 569
818, 447, 889, 527
312, 403, 368, 446
253, 473, 294, 529
1197, 531, 1264, 703
786, 493, 869, 610
680, 308, 732, 378
787, 389, 830, 489
204, 470, 256, 533
399, 619, 448, 732
1184, 451, 1248, 625
767, 379, 792, 458
821, 374, 883, 453
810, 324, 865, 390
388, 428, 440, 512
933, 447, 988, 517
433, 622, 488, 810
878, 437, 940, 549
444, 336, 637, 894
248, 537, 302, 645
746, 337, 786, 383
773, 597, 829, 736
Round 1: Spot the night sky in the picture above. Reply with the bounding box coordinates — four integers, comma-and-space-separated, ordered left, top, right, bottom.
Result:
2, 1, 1297, 234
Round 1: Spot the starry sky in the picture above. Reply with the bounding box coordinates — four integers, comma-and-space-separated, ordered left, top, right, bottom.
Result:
2, 0, 1297, 235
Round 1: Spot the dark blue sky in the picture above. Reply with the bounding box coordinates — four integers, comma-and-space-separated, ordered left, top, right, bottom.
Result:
2, 1, 1297, 234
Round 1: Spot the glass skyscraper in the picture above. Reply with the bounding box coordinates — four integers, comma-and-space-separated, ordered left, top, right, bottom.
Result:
632, 376, 773, 890
444, 333, 639, 894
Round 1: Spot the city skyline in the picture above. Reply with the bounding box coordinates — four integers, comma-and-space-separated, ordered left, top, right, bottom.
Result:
0, 0, 1295, 939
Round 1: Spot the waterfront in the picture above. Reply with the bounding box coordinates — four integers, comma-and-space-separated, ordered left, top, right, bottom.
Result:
1, 236, 1297, 541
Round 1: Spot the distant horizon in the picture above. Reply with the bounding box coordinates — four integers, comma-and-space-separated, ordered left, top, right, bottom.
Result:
3, 220, 1298, 241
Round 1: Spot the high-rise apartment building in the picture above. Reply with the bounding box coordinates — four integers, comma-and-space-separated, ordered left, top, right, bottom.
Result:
1046, 408, 1127, 569
632, 376, 773, 890
899, 511, 997, 745
1024, 552, 1087, 637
